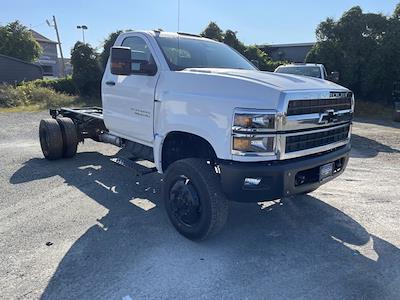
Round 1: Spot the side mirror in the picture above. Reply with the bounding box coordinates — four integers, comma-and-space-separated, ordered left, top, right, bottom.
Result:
329, 71, 340, 82
251, 59, 260, 69
140, 63, 157, 76
110, 46, 131, 75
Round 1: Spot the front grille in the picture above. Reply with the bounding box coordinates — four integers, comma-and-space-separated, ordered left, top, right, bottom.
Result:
287, 97, 352, 116
285, 125, 350, 153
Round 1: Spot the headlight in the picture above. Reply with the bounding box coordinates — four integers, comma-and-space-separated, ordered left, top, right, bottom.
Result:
232, 110, 277, 156
233, 136, 275, 153
233, 113, 275, 131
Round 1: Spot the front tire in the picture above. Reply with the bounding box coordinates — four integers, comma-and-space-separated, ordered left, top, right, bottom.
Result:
163, 158, 228, 240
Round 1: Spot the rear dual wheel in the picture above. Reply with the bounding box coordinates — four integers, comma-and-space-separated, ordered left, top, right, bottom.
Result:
39, 118, 78, 160
57, 117, 78, 158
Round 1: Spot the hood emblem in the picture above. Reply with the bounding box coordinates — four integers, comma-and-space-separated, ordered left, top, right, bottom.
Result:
318, 109, 338, 124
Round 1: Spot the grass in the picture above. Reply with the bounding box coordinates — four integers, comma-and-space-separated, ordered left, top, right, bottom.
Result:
0, 83, 100, 113
0, 104, 42, 113
0, 97, 101, 113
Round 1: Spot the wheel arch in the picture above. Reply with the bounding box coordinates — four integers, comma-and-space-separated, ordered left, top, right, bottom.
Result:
160, 131, 218, 172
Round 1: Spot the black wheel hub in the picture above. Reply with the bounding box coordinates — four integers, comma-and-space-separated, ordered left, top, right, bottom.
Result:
169, 176, 201, 226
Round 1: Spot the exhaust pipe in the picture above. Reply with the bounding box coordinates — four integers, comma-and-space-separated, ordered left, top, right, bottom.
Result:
98, 133, 122, 147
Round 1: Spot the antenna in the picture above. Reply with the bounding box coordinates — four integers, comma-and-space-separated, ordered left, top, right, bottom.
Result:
177, 0, 180, 32
177, 0, 181, 67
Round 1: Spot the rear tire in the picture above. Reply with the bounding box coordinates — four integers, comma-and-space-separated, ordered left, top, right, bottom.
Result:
39, 119, 63, 160
57, 117, 78, 158
393, 111, 400, 122
163, 158, 228, 240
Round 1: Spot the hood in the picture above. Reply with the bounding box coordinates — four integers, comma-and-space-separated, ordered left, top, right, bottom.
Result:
183, 68, 349, 92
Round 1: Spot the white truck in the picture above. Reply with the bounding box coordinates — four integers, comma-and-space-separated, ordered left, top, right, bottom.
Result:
274, 63, 340, 82
39, 31, 354, 240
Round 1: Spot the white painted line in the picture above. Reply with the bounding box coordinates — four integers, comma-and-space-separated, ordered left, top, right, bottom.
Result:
94, 180, 118, 193
130, 198, 156, 211
78, 165, 102, 170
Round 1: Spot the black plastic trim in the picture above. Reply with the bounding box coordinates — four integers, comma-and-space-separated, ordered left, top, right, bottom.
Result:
218, 144, 351, 202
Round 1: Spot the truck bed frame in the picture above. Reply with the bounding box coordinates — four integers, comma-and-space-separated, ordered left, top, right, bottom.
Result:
50, 107, 107, 141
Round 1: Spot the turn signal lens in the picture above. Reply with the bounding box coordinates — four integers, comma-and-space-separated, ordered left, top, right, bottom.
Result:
233, 136, 275, 153
233, 137, 251, 151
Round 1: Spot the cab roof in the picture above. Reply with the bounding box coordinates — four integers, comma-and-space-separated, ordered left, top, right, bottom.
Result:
278, 63, 323, 68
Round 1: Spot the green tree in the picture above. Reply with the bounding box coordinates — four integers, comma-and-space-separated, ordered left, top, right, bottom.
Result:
243, 45, 281, 71
99, 30, 123, 70
223, 30, 246, 54
200, 22, 285, 71
306, 4, 400, 102
200, 21, 224, 42
395, 3, 400, 19
0, 21, 42, 62
70, 42, 102, 97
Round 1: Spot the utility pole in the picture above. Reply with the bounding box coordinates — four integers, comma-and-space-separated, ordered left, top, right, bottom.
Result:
47, 16, 66, 77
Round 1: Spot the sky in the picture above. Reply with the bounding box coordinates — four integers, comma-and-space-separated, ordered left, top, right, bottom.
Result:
1, 0, 398, 58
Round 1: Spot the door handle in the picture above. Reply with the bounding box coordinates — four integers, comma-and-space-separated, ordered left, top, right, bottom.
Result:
105, 81, 115, 86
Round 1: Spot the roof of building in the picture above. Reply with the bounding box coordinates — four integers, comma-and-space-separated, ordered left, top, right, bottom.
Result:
0, 53, 43, 69
30, 29, 58, 44
259, 42, 315, 48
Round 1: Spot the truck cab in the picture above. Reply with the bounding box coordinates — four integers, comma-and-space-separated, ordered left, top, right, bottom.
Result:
40, 31, 354, 240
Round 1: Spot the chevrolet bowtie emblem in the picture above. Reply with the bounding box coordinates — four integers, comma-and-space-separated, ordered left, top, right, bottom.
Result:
318, 109, 338, 124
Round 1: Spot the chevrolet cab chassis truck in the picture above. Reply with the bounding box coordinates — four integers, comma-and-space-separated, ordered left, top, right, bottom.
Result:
39, 31, 354, 240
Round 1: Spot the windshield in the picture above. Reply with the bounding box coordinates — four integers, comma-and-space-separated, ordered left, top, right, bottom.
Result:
155, 36, 256, 71
275, 66, 322, 78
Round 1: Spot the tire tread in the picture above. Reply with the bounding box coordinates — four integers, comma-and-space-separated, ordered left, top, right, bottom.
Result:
39, 118, 63, 160
164, 158, 228, 240
57, 117, 78, 158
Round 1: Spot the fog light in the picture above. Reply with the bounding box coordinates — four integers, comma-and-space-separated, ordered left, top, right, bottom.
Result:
244, 177, 262, 187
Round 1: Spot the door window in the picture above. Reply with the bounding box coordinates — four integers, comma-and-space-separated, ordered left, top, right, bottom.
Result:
121, 36, 157, 74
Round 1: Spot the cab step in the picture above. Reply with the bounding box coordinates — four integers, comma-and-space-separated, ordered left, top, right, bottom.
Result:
110, 156, 157, 176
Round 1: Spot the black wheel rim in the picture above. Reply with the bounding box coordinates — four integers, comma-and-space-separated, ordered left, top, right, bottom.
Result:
169, 175, 202, 227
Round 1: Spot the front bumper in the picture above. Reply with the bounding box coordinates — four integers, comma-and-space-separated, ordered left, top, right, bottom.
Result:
219, 144, 350, 202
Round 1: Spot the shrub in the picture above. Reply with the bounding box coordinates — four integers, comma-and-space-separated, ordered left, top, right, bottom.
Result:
31, 77, 78, 95
0, 84, 27, 107
0, 83, 76, 108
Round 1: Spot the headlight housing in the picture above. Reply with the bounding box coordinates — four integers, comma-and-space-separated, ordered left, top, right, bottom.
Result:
232, 110, 277, 156
233, 113, 275, 131
233, 135, 275, 153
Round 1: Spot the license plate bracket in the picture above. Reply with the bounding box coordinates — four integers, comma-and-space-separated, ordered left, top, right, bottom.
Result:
319, 162, 334, 181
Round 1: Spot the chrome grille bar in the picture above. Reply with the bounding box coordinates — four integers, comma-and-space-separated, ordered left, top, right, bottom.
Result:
287, 97, 352, 116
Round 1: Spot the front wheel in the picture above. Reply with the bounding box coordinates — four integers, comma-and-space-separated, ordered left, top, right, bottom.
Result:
163, 158, 228, 240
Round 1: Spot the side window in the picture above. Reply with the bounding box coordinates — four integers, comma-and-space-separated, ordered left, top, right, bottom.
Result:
322, 66, 328, 79
121, 36, 157, 74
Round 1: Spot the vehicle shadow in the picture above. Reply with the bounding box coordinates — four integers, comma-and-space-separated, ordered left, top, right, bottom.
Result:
350, 134, 400, 158
10, 153, 400, 299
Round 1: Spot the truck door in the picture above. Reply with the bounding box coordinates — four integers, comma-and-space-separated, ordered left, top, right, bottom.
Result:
102, 35, 159, 145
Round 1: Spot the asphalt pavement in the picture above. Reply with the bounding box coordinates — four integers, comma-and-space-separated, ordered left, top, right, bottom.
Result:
0, 111, 399, 299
